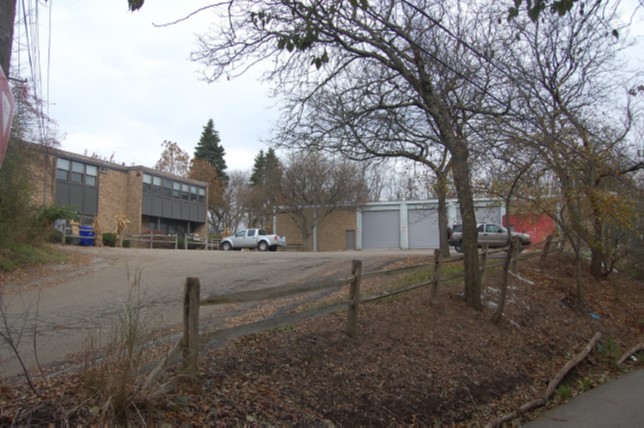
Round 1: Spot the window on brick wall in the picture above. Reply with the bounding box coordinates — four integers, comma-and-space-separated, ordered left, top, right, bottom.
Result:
142, 171, 207, 204
143, 173, 152, 192
56, 158, 98, 187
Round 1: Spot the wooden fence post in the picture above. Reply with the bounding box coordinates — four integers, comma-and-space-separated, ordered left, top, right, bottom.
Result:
183, 277, 200, 374
540, 234, 553, 269
430, 249, 441, 307
347, 260, 362, 339
479, 245, 489, 287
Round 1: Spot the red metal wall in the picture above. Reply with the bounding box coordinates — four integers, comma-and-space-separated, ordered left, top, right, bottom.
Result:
503, 214, 556, 245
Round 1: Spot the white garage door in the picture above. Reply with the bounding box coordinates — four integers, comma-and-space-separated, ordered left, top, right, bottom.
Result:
408, 208, 439, 249
362, 210, 400, 249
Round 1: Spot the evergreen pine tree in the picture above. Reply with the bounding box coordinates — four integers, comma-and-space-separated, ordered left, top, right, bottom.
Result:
250, 150, 266, 187
263, 148, 282, 202
194, 119, 228, 183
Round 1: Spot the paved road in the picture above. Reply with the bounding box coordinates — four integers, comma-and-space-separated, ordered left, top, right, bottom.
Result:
524, 369, 644, 427
1, 246, 431, 378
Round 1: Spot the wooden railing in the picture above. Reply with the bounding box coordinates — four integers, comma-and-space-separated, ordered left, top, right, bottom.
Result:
127, 232, 178, 249
141, 236, 562, 383
183, 236, 220, 250
61, 229, 223, 250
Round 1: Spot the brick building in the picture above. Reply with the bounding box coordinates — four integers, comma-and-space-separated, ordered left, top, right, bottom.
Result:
275, 207, 357, 252
25, 143, 208, 237
275, 199, 511, 251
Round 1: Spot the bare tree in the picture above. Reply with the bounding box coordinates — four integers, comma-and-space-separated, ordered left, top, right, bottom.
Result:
222, 170, 252, 234
503, 0, 643, 292
155, 140, 191, 178
280, 151, 369, 251
189, 0, 516, 308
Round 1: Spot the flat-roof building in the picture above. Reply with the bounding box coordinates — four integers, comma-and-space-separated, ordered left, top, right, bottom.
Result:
24, 142, 208, 237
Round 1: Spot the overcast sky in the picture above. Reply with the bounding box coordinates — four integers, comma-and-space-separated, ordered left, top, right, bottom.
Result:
25, 0, 279, 172
14, 1, 643, 173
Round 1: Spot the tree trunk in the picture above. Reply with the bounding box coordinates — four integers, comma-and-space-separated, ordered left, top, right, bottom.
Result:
575, 252, 584, 303
451, 152, 481, 310
435, 173, 451, 258
589, 204, 605, 278
493, 237, 520, 324
0, 0, 17, 76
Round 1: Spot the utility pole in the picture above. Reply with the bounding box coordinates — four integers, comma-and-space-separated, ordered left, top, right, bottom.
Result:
0, 0, 17, 77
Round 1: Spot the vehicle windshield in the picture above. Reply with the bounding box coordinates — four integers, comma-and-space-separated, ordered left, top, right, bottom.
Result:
486, 224, 505, 233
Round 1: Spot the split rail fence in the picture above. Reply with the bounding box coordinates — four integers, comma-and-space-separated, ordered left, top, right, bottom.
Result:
144, 236, 562, 384
62, 229, 221, 250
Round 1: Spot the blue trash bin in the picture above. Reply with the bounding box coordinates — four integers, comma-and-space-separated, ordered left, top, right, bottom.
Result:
79, 225, 95, 246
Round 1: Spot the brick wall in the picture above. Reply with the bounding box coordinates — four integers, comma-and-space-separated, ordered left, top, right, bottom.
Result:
97, 168, 143, 235
21, 143, 209, 238
276, 207, 356, 251
24, 149, 56, 207
193, 221, 208, 236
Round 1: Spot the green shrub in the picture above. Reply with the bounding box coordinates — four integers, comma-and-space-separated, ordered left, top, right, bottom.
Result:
555, 384, 573, 401
103, 233, 117, 247
123, 240, 131, 248
48, 229, 63, 243
597, 336, 622, 365
35, 205, 79, 228
0, 242, 67, 272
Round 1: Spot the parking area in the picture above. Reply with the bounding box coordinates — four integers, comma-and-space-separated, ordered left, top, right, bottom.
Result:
1, 246, 433, 378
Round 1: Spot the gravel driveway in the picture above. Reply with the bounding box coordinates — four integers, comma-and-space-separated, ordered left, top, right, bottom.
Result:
1, 246, 431, 379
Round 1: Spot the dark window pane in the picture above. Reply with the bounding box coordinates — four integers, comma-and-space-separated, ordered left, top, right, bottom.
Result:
86, 175, 96, 187
56, 169, 68, 181
71, 172, 83, 184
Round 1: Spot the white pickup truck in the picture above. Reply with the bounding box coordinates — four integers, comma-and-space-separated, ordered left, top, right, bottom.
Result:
219, 228, 287, 252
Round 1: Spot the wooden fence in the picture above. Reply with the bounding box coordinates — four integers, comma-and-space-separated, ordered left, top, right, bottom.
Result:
62, 229, 223, 250
141, 236, 562, 384
184, 236, 220, 250
127, 232, 178, 249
